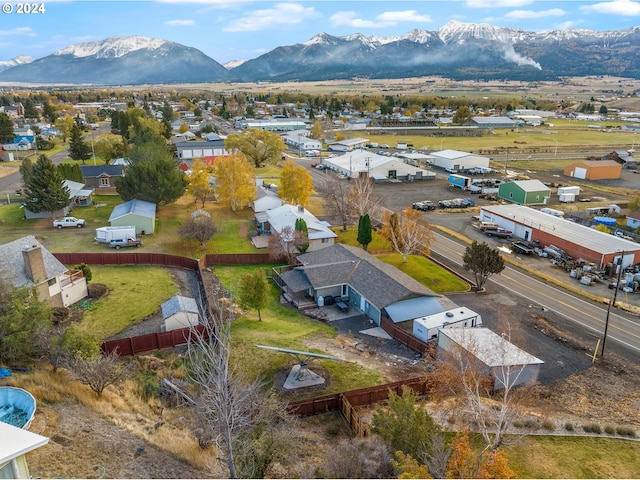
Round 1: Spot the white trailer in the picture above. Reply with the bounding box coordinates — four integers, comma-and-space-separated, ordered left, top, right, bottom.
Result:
95, 225, 137, 244
413, 307, 482, 342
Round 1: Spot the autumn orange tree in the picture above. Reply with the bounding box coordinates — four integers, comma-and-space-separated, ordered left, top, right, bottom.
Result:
212, 153, 256, 212
381, 207, 433, 263
278, 160, 314, 206
446, 431, 514, 479
224, 128, 286, 168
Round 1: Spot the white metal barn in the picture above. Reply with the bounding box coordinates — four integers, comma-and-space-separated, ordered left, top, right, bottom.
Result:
161, 295, 200, 332
413, 307, 482, 342
428, 149, 490, 171
437, 328, 544, 389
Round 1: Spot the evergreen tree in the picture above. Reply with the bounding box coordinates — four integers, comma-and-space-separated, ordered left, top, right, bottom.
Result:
0, 112, 14, 144
68, 123, 91, 163
23, 154, 71, 218
42, 102, 58, 123
19, 157, 33, 187
57, 163, 84, 183
463, 240, 505, 291
294, 217, 310, 253
22, 98, 39, 119
115, 138, 186, 208
357, 214, 372, 251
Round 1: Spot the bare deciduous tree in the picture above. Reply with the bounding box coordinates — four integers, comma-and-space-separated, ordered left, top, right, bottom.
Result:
347, 175, 384, 221
187, 318, 264, 479
66, 350, 130, 396
267, 225, 305, 264
323, 176, 354, 231
381, 208, 433, 263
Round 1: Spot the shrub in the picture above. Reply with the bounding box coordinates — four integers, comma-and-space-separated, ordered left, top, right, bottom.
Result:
87, 283, 108, 299
542, 419, 555, 431
135, 369, 159, 402
513, 421, 524, 429
605, 425, 615, 435
52, 307, 70, 324
523, 419, 536, 429
583, 423, 602, 434
616, 426, 636, 437
74, 263, 92, 283
565, 422, 574, 431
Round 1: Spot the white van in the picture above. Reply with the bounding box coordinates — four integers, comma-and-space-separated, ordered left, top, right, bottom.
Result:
305, 150, 319, 157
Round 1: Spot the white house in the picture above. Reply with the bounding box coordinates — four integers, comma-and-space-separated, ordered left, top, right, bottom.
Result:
438, 327, 544, 389
323, 149, 436, 181
428, 149, 490, 172
283, 132, 322, 151
255, 204, 337, 251
161, 295, 200, 332
252, 184, 282, 213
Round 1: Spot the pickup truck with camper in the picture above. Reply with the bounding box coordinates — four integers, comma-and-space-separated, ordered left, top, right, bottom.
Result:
109, 237, 142, 249
479, 222, 500, 231
484, 227, 512, 238
53, 217, 85, 229
448, 174, 472, 190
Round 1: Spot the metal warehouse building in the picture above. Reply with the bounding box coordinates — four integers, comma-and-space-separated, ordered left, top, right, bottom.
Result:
480, 204, 640, 268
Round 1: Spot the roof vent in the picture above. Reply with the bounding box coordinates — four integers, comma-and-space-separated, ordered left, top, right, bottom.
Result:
446, 312, 454, 317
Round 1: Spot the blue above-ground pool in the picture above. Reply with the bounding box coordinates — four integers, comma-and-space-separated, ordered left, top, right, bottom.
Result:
0, 386, 37, 429
593, 216, 617, 227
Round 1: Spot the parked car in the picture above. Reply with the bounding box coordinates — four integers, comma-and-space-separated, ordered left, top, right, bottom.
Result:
53, 216, 85, 229
109, 237, 143, 249
485, 227, 512, 238
379, 144, 389, 149
412, 200, 436, 211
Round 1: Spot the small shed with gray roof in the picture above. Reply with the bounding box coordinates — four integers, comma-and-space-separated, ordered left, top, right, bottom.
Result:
109, 199, 156, 235
275, 244, 455, 325
161, 295, 200, 332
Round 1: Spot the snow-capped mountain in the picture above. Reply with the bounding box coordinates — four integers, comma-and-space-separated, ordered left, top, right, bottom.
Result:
0, 22, 638, 85
0, 55, 35, 73
0, 36, 229, 85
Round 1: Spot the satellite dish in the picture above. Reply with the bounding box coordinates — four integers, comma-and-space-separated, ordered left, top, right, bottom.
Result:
256, 345, 342, 390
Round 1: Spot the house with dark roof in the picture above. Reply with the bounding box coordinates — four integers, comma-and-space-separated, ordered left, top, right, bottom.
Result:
79, 165, 123, 190
0, 235, 88, 308
274, 244, 455, 325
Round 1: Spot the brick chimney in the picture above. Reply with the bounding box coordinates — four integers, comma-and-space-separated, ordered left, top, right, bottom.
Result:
22, 244, 47, 284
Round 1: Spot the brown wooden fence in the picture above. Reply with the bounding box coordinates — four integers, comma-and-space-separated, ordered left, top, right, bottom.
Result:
380, 314, 431, 355
101, 323, 210, 356
287, 375, 435, 437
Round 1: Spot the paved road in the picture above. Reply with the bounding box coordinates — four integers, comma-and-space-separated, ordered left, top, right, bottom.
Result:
428, 229, 640, 358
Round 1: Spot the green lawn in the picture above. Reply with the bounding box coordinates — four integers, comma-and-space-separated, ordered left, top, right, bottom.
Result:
505, 435, 640, 479
213, 264, 386, 394
333, 225, 393, 253
78, 265, 178, 338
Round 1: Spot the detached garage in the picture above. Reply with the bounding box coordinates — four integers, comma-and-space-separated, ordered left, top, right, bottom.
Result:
438, 328, 544, 389
498, 179, 550, 206
109, 199, 156, 235
564, 160, 621, 180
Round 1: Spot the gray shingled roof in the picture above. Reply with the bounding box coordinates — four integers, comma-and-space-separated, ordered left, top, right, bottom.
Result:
161, 295, 199, 320
294, 244, 439, 310
109, 199, 156, 222
0, 235, 67, 288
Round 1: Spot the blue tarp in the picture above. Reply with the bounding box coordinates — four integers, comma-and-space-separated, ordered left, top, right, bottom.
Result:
0, 368, 11, 378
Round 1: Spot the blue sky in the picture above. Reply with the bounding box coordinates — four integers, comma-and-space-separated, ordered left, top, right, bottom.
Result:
1, 0, 639, 64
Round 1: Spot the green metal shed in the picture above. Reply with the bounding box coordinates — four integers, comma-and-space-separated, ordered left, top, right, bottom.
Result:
108, 199, 156, 235
498, 180, 550, 205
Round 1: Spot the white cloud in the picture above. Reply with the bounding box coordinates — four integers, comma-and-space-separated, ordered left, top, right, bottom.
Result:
580, 0, 640, 16
224, 3, 318, 32
505, 8, 566, 19
164, 19, 196, 26
0, 27, 36, 37
377, 10, 432, 23
466, 0, 534, 7
330, 10, 431, 29
554, 21, 576, 29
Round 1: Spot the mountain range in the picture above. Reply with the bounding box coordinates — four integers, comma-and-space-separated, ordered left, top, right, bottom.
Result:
0, 21, 638, 85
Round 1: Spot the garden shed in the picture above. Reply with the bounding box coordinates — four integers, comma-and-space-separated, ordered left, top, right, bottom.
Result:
109, 199, 156, 235
161, 295, 200, 332
498, 179, 550, 205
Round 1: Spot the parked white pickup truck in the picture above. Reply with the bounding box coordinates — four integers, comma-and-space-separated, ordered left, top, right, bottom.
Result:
53, 216, 86, 229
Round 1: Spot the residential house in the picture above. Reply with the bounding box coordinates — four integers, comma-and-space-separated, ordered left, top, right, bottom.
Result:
255, 204, 336, 250
0, 148, 12, 162
437, 328, 544, 389
109, 199, 156, 235
498, 179, 550, 205
64, 179, 94, 207
626, 212, 640, 230
563, 160, 622, 180
0, 235, 88, 308
274, 244, 453, 325
161, 295, 200, 332
323, 149, 436, 181
252, 182, 282, 213
79, 164, 123, 191
0, 422, 48, 478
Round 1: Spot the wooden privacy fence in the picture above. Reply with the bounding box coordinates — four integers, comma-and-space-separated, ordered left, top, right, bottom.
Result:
288, 375, 434, 437
380, 314, 431, 355
101, 324, 210, 356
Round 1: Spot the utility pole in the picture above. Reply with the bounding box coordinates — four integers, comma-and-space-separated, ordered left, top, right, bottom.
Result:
601, 251, 625, 358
